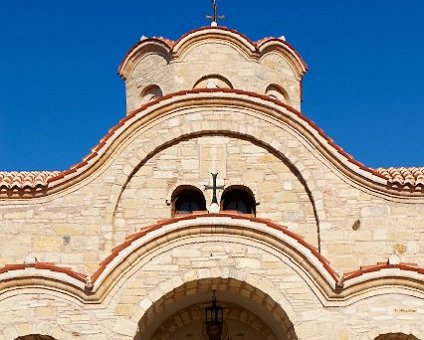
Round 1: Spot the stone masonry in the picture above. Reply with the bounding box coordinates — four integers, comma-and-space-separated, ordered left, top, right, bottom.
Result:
0, 26, 423, 340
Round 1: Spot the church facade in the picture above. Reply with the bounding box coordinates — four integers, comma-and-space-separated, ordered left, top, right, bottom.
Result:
0, 25, 423, 340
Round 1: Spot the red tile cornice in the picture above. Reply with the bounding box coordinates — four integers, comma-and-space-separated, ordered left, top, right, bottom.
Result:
1, 213, 424, 300
0, 262, 86, 283
1, 89, 424, 198
342, 262, 423, 282
91, 211, 338, 284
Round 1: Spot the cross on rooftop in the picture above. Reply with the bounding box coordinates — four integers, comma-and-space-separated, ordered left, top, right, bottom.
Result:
206, 0, 225, 26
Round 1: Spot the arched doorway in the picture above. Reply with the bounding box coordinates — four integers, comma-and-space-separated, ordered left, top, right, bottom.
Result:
134, 278, 298, 340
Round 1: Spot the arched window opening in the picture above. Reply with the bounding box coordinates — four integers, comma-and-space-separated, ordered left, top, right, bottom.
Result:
140, 84, 163, 104
193, 74, 233, 90
265, 84, 290, 104
221, 187, 256, 215
172, 186, 207, 216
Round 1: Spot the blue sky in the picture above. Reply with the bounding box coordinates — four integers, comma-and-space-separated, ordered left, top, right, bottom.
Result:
0, 1, 423, 171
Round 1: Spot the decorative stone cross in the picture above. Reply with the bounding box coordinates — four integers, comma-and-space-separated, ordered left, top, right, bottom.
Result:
206, 0, 225, 26
205, 172, 225, 205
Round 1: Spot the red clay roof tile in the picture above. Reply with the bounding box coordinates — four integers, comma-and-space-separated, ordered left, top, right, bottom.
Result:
0, 171, 60, 189
375, 167, 424, 187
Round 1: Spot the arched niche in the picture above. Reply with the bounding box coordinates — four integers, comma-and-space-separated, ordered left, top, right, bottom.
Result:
134, 278, 298, 340
265, 84, 290, 104
193, 74, 233, 89
140, 84, 163, 104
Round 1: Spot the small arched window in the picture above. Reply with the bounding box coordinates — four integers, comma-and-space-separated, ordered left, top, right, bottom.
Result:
221, 187, 256, 215
172, 186, 207, 216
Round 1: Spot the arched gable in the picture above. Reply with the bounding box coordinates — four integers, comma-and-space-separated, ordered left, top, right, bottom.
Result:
2, 90, 424, 279
4, 89, 423, 199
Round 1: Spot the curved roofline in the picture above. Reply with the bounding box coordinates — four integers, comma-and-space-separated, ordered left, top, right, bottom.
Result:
0, 213, 423, 302
118, 38, 172, 80
257, 38, 308, 76
1, 89, 423, 199
118, 26, 308, 80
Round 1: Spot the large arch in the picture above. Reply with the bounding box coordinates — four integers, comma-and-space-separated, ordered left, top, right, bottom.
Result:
152, 302, 277, 340
135, 278, 298, 340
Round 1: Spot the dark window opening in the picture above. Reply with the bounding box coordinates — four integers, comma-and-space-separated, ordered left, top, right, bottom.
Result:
221, 188, 255, 215
173, 189, 206, 215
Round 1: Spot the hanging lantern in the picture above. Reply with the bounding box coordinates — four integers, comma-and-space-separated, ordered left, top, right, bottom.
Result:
205, 290, 224, 340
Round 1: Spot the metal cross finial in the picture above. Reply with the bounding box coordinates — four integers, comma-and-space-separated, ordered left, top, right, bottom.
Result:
205, 173, 225, 205
206, 0, 225, 26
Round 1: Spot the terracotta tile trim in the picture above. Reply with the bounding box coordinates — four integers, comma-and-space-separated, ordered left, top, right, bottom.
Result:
90, 213, 424, 290
1, 89, 423, 197
117, 37, 173, 76
1, 214, 424, 297
255, 37, 308, 72
0, 262, 87, 284
118, 26, 308, 77
6, 89, 385, 188
77, 87, 386, 188
341, 262, 423, 283
90, 212, 339, 285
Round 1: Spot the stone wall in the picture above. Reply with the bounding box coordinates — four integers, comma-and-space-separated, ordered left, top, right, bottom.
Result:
1, 228, 423, 340
114, 135, 317, 246
0, 97, 423, 275
1, 25, 422, 340
125, 39, 301, 112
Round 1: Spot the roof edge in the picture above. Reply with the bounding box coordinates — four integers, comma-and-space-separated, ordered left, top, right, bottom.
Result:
2, 89, 424, 199
118, 26, 308, 80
